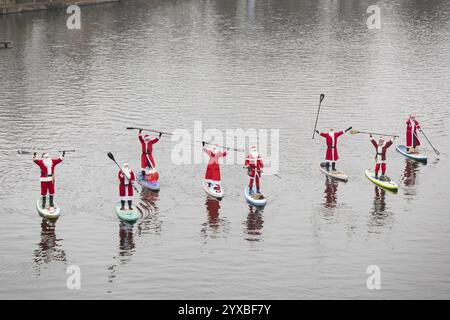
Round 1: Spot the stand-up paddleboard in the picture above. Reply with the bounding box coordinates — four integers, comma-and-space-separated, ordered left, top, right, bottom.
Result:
36, 198, 61, 219
365, 169, 398, 191
137, 172, 160, 192
203, 181, 224, 199
244, 186, 267, 207
115, 203, 139, 223
319, 163, 348, 182
396, 145, 427, 163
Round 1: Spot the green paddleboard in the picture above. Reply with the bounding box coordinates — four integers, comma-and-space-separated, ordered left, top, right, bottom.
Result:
115, 203, 139, 222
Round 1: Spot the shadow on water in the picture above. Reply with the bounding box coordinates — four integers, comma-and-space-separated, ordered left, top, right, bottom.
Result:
33, 218, 67, 275
201, 196, 230, 241
243, 205, 264, 242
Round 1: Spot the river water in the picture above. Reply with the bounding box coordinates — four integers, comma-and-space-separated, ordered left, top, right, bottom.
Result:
1, 0, 449, 299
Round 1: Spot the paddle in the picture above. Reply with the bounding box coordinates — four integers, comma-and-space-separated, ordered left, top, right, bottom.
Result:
126, 127, 173, 136
350, 130, 399, 138
18, 149, 75, 155
419, 128, 440, 155
200, 141, 245, 152
107, 152, 140, 192
312, 93, 325, 139
242, 166, 281, 179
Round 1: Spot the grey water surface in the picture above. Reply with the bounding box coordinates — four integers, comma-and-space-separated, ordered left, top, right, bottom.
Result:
0, 0, 449, 299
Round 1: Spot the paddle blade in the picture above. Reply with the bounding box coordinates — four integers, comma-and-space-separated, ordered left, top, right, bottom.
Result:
107, 152, 115, 161
349, 130, 359, 135
320, 94, 325, 102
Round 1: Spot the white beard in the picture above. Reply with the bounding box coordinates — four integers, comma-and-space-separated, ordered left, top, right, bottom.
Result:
329, 131, 335, 136
250, 151, 259, 158
122, 168, 131, 177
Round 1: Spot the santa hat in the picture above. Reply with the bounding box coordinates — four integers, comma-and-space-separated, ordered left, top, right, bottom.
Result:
410, 114, 416, 118
42, 153, 50, 159
144, 134, 151, 141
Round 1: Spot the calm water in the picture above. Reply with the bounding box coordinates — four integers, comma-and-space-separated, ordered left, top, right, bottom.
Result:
1, 0, 450, 299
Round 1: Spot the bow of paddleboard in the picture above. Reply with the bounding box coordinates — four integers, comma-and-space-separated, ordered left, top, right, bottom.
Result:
137, 172, 160, 192
203, 181, 224, 199
36, 198, 61, 219
319, 163, 348, 182
365, 169, 399, 191
244, 186, 267, 207
396, 145, 427, 163
115, 203, 139, 223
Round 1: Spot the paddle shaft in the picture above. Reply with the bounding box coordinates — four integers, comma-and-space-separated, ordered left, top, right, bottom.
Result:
127, 127, 173, 136
108, 154, 139, 192
200, 141, 244, 152
419, 129, 440, 155
18, 149, 74, 155
243, 166, 280, 179
352, 130, 398, 138
312, 94, 325, 139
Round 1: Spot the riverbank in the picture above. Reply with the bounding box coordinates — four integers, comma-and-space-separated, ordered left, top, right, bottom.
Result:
0, 0, 119, 15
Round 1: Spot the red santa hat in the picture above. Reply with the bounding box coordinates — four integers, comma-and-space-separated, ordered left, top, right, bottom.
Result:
144, 134, 151, 141
410, 114, 416, 119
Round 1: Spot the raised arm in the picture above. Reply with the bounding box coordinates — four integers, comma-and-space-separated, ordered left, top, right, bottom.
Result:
370, 136, 377, 148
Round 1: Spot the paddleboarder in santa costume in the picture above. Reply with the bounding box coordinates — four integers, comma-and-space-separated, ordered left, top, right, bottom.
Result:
406, 114, 421, 153
138, 129, 161, 177
203, 142, 227, 191
118, 163, 135, 211
316, 126, 352, 171
33, 152, 65, 209
245, 146, 264, 195
370, 135, 395, 179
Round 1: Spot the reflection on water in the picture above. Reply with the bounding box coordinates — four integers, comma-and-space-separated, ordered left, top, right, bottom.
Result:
323, 177, 339, 210
201, 197, 230, 241
107, 190, 161, 289
243, 206, 264, 242
107, 221, 135, 286
33, 219, 67, 275
137, 190, 162, 236
402, 160, 420, 188
368, 186, 393, 233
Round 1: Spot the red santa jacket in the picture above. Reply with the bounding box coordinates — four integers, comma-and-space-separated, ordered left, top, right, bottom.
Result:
34, 156, 64, 182
118, 170, 135, 185
204, 148, 227, 183
139, 133, 159, 155
406, 119, 421, 147
320, 131, 344, 161
118, 169, 135, 197
371, 138, 393, 161
245, 153, 264, 178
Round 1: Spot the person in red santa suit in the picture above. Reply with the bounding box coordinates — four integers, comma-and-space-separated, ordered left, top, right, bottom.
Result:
370, 135, 395, 179
138, 129, 162, 178
33, 151, 65, 209
118, 162, 136, 211
245, 145, 264, 195
203, 142, 227, 191
316, 126, 352, 171
406, 114, 421, 153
